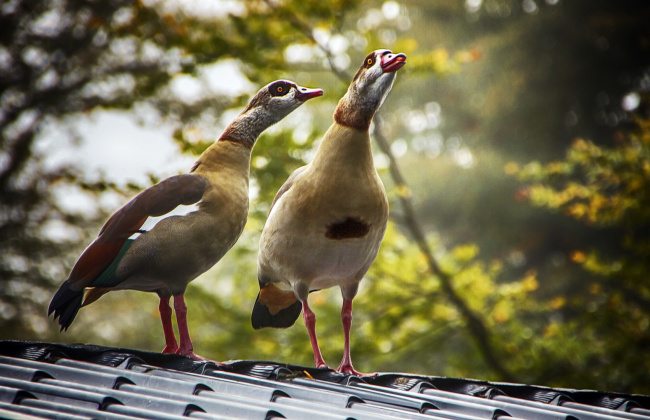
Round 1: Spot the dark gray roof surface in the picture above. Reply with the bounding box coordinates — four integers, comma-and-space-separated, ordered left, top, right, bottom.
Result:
0, 341, 648, 420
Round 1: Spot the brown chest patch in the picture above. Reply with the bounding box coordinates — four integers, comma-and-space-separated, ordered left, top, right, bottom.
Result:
326, 217, 371, 240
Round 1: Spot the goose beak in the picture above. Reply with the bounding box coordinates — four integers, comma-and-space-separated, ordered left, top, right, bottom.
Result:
381, 52, 407, 73
295, 86, 324, 102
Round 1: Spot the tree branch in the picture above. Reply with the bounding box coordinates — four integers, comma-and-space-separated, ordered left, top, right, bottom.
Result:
373, 117, 515, 382
262, 0, 352, 82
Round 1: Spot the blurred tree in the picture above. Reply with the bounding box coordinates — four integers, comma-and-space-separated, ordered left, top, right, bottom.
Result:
0, 0, 240, 341
513, 105, 650, 392
397, 0, 650, 281
2, 0, 649, 395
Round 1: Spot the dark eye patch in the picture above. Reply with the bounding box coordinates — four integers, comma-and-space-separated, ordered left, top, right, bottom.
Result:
270, 81, 292, 97
364, 53, 376, 68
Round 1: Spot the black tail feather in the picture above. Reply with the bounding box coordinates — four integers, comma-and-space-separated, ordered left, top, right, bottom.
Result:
251, 292, 302, 329
48, 281, 84, 332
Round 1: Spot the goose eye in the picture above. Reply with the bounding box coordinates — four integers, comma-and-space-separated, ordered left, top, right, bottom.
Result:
270, 82, 291, 97
366, 57, 375, 67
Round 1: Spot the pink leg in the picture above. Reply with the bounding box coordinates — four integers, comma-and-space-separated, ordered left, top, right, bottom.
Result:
159, 296, 179, 354
337, 299, 376, 377
173, 294, 208, 361
302, 300, 328, 369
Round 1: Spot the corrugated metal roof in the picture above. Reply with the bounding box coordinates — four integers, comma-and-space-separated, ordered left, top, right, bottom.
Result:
0, 341, 648, 420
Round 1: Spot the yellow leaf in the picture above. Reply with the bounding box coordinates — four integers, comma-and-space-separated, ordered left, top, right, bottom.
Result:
543, 322, 560, 338
492, 301, 511, 324
452, 244, 479, 262
395, 183, 411, 199
570, 250, 586, 263
522, 270, 539, 292
550, 296, 566, 309
626, 177, 643, 193
573, 138, 588, 151
566, 203, 587, 219
432, 48, 449, 63
503, 161, 519, 175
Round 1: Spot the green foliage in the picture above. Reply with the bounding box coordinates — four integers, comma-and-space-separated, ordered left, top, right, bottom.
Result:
516, 132, 649, 228
515, 114, 650, 269
512, 112, 650, 393
356, 225, 546, 380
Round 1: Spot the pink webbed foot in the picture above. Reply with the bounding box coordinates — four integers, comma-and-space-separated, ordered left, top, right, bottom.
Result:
181, 351, 224, 365
175, 347, 226, 366
162, 345, 179, 354
337, 362, 378, 377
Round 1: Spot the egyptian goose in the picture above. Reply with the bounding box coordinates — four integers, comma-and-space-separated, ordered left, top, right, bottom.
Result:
49, 80, 323, 360
252, 50, 406, 375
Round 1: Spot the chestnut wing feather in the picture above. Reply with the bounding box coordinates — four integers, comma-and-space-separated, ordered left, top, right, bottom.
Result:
67, 174, 208, 288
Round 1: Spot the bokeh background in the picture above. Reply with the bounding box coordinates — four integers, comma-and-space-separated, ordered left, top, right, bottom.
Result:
1, 0, 649, 394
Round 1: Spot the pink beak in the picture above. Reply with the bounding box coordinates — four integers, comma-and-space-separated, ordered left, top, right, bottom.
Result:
381, 53, 407, 73
295, 86, 324, 101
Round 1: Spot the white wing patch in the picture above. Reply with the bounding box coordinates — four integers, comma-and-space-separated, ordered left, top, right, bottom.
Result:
266, 192, 285, 224
128, 203, 200, 240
